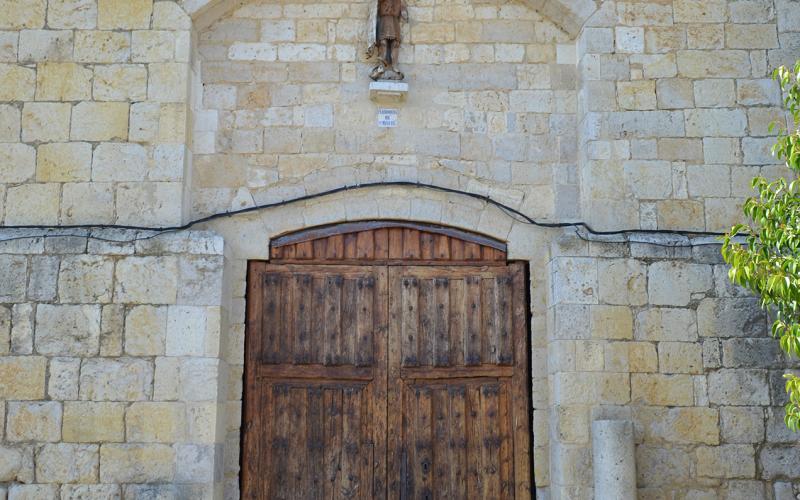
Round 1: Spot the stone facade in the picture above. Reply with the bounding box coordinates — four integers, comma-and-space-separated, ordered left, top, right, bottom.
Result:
0, 0, 798, 499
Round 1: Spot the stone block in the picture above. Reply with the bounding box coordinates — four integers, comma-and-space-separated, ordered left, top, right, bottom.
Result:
655, 78, 693, 109
7, 485, 58, 500
685, 108, 747, 137
590, 305, 633, 340
114, 256, 178, 304
228, 42, 277, 61
153, 1, 191, 29
36, 142, 92, 182
687, 164, 731, 197
760, 445, 800, 480
166, 305, 215, 357
60, 485, 121, 500
629, 342, 658, 372
0, 64, 35, 101
48, 357, 80, 400
62, 401, 125, 443
5, 401, 61, 442
722, 338, 784, 368
673, 0, 727, 22
10, 304, 33, 354
0, 306, 8, 354
605, 111, 685, 138
99, 444, 174, 483
71, 102, 129, 141
696, 445, 756, 478
597, 259, 647, 306
703, 137, 742, 165
727, 24, 778, 49
697, 297, 766, 338
0, 31, 17, 61
4, 183, 60, 225
93, 64, 147, 101
0, 254, 26, 302
35, 62, 92, 101
748, 107, 786, 137
47, 0, 97, 29
0, 104, 19, 141
125, 305, 167, 356
115, 182, 183, 226
617, 80, 656, 110
35, 305, 101, 356
74, 31, 130, 63
721, 406, 764, 443
0, 0, 46, 29
62, 183, 115, 225
18, 29, 72, 62
0, 143, 35, 182
132, 30, 176, 62
742, 136, 781, 165
648, 262, 712, 306
635, 406, 719, 444
659, 342, 703, 374
126, 402, 186, 443
631, 373, 694, 406
551, 257, 597, 305
21, 102, 70, 142
677, 50, 751, 78
148, 62, 188, 102
658, 138, 703, 161
636, 446, 692, 487
0, 445, 29, 482
153, 356, 180, 400
615, 27, 644, 53
79, 358, 153, 401
179, 358, 219, 401
708, 369, 770, 405
175, 444, 216, 483
177, 256, 224, 306
92, 142, 147, 182
98, 0, 153, 29
58, 255, 115, 303
35, 443, 98, 483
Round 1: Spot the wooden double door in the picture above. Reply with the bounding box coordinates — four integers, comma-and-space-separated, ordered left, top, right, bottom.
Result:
243, 225, 532, 499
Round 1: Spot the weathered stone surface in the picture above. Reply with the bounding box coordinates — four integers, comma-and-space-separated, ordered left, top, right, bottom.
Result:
175, 443, 216, 483
696, 445, 756, 479
114, 256, 178, 304
5, 401, 61, 442
0, 0, 46, 29
70, 102, 129, 141
36, 143, 92, 182
631, 373, 694, 406
58, 255, 115, 303
74, 30, 130, 63
126, 402, 186, 443
4, 183, 60, 225
47, 0, 97, 29
697, 298, 767, 338
635, 407, 719, 445
60, 485, 121, 500
98, 0, 153, 30
79, 358, 152, 401
0, 255, 27, 302
648, 262, 712, 306
551, 257, 598, 305
0, 64, 35, 100
35, 62, 92, 101
0, 356, 46, 399
721, 407, 765, 444
62, 402, 125, 443
35, 305, 101, 356
35, 443, 98, 483
722, 338, 784, 368
7, 484, 58, 500
99, 444, 175, 483
759, 446, 800, 480
47, 357, 80, 400
0, 144, 35, 183
708, 369, 770, 406
636, 446, 692, 486
658, 342, 703, 374
18, 29, 73, 62
124, 305, 167, 356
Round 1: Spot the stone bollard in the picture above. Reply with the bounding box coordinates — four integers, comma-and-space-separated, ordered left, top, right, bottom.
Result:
592, 419, 637, 500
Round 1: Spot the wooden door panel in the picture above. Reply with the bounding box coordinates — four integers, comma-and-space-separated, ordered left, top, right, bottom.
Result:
392, 266, 516, 369
243, 263, 388, 500
399, 380, 515, 500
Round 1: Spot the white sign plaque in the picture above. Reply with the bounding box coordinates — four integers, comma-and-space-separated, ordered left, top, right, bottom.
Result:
377, 108, 398, 128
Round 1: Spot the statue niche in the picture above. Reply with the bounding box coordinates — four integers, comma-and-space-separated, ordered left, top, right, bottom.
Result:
367, 0, 407, 81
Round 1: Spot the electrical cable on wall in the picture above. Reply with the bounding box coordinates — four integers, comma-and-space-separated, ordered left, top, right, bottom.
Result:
0, 181, 736, 248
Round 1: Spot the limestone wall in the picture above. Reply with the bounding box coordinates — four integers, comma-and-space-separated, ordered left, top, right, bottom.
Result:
191, 0, 580, 221
577, 0, 799, 231
548, 234, 800, 499
0, 230, 226, 499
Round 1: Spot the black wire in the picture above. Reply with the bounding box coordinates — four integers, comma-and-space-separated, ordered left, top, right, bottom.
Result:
0, 181, 732, 247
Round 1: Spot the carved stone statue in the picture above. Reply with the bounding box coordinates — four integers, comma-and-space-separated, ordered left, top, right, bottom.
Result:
367, 0, 407, 81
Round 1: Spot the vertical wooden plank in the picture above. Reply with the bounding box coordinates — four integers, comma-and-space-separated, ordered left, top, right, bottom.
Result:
341, 386, 361, 498
360, 385, 374, 500
372, 267, 389, 500
401, 385, 415, 500
261, 273, 283, 364
388, 228, 404, 259
294, 274, 313, 364
465, 385, 483, 498
242, 263, 263, 500
374, 228, 389, 260
326, 234, 344, 260
420, 232, 435, 260
279, 274, 294, 364
355, 276, 375, 366
307, 387, 325, 500
324, 275, 343, 365
387, 269, 403, 499
344, 232, 359, 259
313, 238, 327, 260
402, 228, 421, 259
417, 278, 435, 367
341, 277, 358, 365
271, 384, 290, 500
287, 387, 306, 497
510, 262, 532, 498
324, 388, 343, 499
433, 234, 450, 260
256, 383, 274, 499
310, 275, 326, 364
498, 383, 514, 498
448, 279, 466, 367
464, 242, 481, 260
497, 275, 514, 366
481, 383, 501, 499
400, 276, 419, 367
482, 277, 500, 364
414, 386, 433, 499
295, 240, 314, 260
450, 238, 465, 261
448, 386, 468, 499
270, 246, 283, 260
432, 388, 451, 498
356, 230, 375, 260
283, 244, 297, 260
433, 278, 451, 367
465, 275, 482, 366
